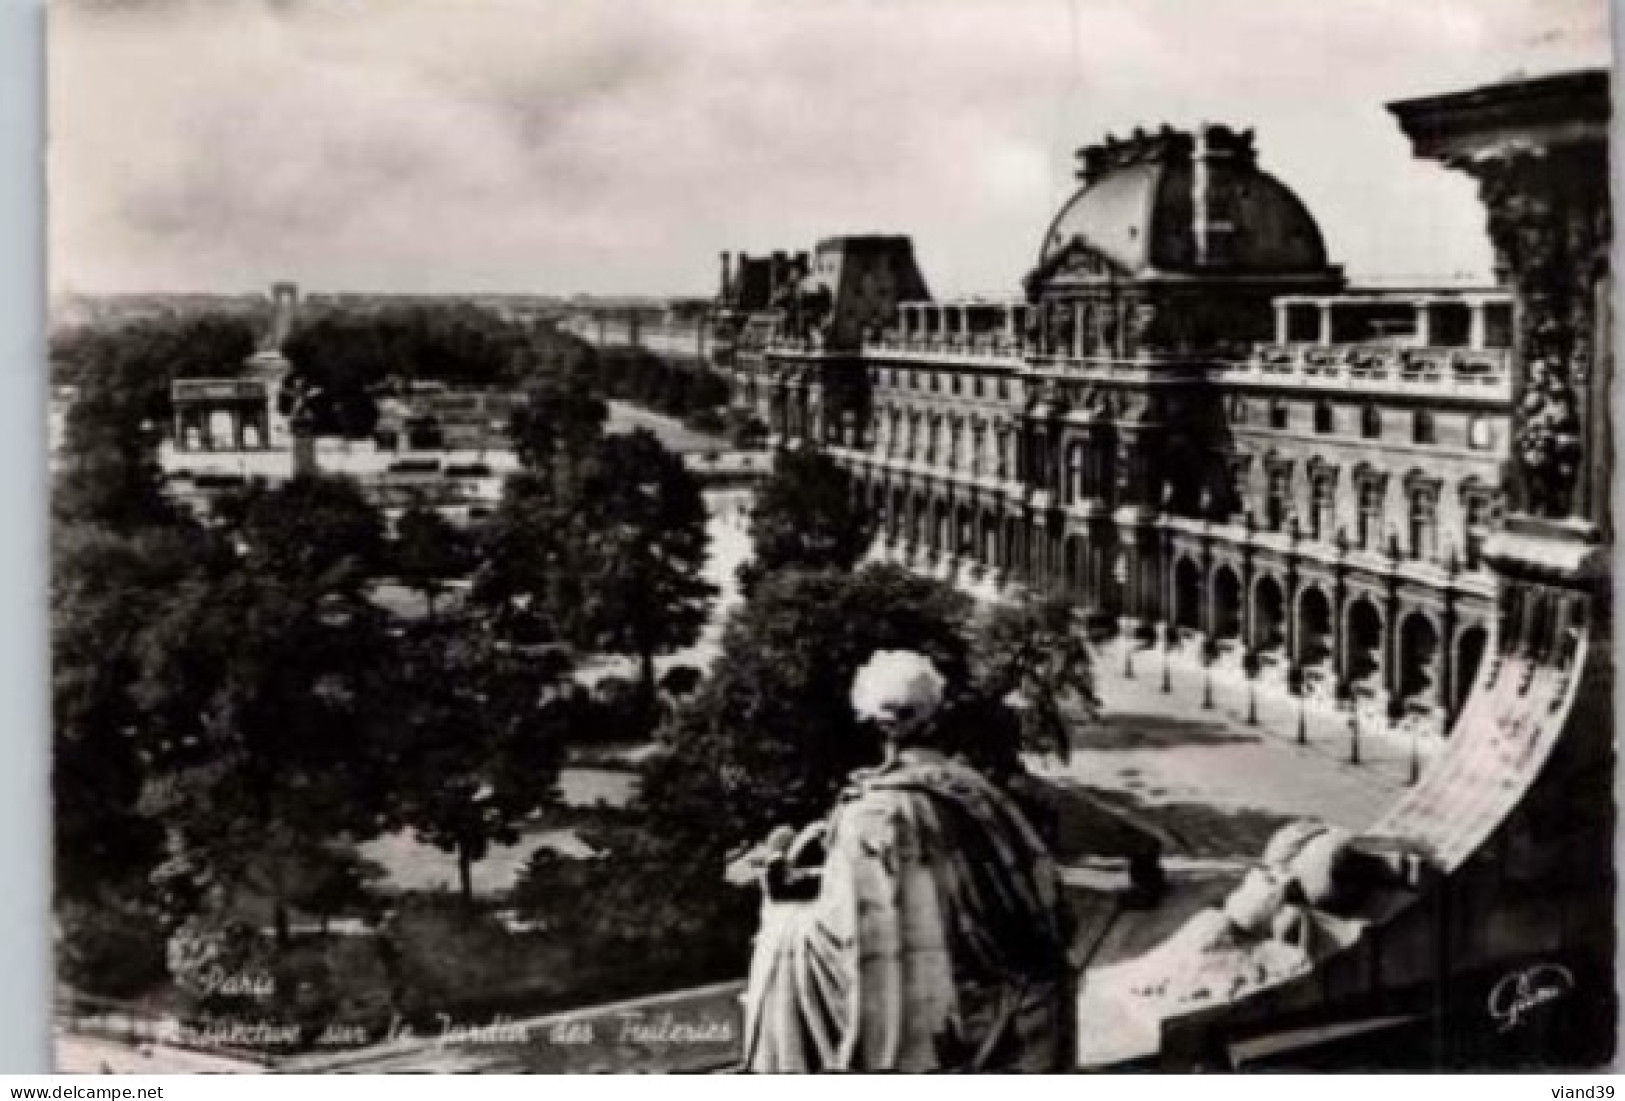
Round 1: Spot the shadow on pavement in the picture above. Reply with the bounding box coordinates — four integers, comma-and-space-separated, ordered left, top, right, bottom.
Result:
1073, 711, 1262, 753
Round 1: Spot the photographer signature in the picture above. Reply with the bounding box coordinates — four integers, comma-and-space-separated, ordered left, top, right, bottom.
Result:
1487, 963, 1573, 1031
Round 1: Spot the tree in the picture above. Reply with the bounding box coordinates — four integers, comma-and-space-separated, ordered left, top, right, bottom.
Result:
469, 469, 574, 647
52, 520, 219, 903
382, 616, 572, 903
135, 564, 399, 944
221, 474, 386, 597
640, 564, 976, 851
133, 477, 395, 942
569, 429, 715, 713
972, 595, 1099, 759
280, 303, 549, 436
741, 448, 875, 590
507, 352, 607, 481
392, 499, 473, 621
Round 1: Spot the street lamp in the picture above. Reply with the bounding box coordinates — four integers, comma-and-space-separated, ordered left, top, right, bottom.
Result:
1348, 697, 1362, 765
1294, 669, 1308, 745
1243, 650, 1260, 726
1399, 699, 1420, 786
1201, 640, 1215, 710
1160, 623, 1173, 695
1113, 553, 1133, 680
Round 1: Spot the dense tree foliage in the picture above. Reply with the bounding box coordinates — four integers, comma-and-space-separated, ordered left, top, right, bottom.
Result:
641, 564, 976, 851
134, 525, 399, 943
973, 595, 1100, 760
280, 304, 571, 437
382, 617, 573, 902
506, 351, 608, 479
52, 522, 215, 902
52, 314, 259, 529
741, 448, 875, 591
568, 429, 714, 707
391, 501, 475, 621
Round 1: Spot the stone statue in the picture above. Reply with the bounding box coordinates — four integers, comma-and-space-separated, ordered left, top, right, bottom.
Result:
733, 651, 1074, 1072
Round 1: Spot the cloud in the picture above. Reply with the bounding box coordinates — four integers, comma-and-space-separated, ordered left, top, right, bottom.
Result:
48, 0, 1610, 296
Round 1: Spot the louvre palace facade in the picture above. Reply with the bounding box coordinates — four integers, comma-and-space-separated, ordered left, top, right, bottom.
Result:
712, 123, 1514, 739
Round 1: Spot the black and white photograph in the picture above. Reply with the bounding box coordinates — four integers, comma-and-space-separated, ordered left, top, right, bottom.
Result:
45, 0, 1617, 1073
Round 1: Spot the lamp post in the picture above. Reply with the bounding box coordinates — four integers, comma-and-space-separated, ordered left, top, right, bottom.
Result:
1243, 649, 1259, 726
1348, 698, 1362, 765
1161, 623, 1173, 695
1201, 641, 1215, 710
1293, 668, 1308, 745
1114, 553, 1133, 680
1401, 699, 1420, 786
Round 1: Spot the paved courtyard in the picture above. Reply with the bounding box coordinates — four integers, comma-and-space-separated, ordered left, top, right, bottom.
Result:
1036, 636, 1416, 865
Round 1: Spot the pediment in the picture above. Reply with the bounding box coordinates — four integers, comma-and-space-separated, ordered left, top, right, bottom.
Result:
1023, 235, 1129, 297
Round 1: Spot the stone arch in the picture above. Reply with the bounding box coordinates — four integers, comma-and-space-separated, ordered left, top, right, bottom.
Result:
980, 510, 999, 567
1345, 595, 1384, 689
954, 501, 974, 557
1252, 573, 1287, 653
1297, 584, 1334, 668
910, 491, 929, 546
1173, 555, 1202, 631
1065, 440, 1088, 504
1397, 609, 1443, 714
1211, 564, 1243, 643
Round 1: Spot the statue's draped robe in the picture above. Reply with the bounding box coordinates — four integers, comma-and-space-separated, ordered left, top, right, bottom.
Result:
741, 750, 1073, 1072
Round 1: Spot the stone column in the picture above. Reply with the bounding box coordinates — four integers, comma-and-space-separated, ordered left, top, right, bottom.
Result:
1468, 300, 1489, 349
1414, 300, 1434, 347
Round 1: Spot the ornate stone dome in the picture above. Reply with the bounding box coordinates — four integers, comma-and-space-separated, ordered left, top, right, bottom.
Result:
1033, 124, 1330, 281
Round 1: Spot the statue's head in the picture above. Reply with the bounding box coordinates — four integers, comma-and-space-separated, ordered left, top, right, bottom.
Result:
851, 650, 946, 749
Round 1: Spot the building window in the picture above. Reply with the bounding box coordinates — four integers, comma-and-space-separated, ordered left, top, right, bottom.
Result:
1408, 485, 1438, 559
1361, 405, 1382, 439
1413, 409, 1435, 445
1467, 416, 1494, 451
950, 373, 961, 396
974, 375, 984, 398
1266, 466, 1291, 532
1357, 478, 1384, 550
929, 372, 939, 393
1463, 489, 1498, 569
1314, 402, 1333, 434
1230, 396, 1249, 425
1310, 471, 1335, 540
997, 378, 1009, 401
1269, 401, 1290, 430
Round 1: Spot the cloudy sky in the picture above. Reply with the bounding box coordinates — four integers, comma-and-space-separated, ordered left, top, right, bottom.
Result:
49, 0, 1610, 297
